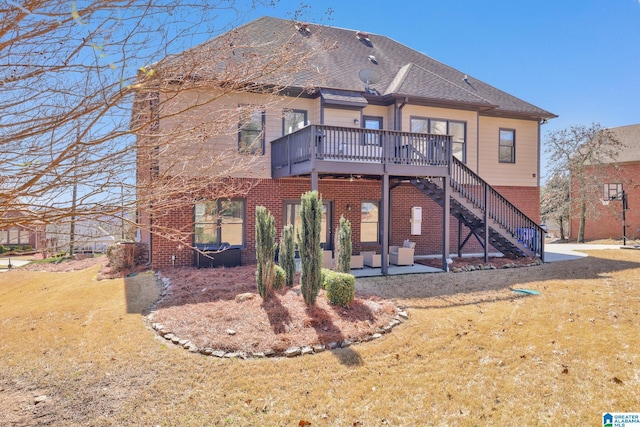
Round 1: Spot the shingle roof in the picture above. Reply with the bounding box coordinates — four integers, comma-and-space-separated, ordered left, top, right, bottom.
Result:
171, 16, 556, 120
609, 124, 640, 163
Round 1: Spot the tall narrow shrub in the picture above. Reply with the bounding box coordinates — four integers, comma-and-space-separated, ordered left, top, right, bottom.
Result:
255, 206, 276, 299
297, 190, 323, 305
279, 224, 296, 287
334, 215, 352, 273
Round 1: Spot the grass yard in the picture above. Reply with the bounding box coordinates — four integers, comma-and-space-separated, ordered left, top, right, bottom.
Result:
1, 249, 639, 426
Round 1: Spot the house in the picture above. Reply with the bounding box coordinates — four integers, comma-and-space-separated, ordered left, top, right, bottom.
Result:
135, 16, 556, 272
569, 124, 640, 242
0, 210, 46, 251
46, 220, 118, 254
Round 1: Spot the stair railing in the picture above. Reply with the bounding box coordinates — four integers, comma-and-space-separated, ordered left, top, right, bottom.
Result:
449, 157, 545, 259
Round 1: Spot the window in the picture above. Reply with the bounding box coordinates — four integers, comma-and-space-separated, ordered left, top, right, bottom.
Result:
0, 231, 7, 244
360, 201, 379, 243
19, 230, 30, 244
238, 106, 264, 155
194, 199, 245, 247
283, 109, 307, 135
499, 128, 515, 163
410, 117, 466, 162
363, 116, 383, 146
9, 228, 19, 244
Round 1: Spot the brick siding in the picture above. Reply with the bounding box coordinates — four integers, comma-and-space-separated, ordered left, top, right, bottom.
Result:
570, 163, 640, 241
148, 177, 541, 268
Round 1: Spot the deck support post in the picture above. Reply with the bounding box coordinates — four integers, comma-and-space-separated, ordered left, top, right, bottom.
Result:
381, 173, 390, 275
442, 176, 450, 271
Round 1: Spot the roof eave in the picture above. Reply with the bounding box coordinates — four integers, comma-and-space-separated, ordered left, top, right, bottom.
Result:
388, 93, 499, 112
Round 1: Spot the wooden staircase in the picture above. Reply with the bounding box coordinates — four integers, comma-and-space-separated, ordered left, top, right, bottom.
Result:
411, 157, 545, 260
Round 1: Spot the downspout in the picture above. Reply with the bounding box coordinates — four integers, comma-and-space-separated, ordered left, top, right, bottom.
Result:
476, 112, 480, 174
537, 119, 542, 188
389, 96, 408, 258
395, 97, 408, 131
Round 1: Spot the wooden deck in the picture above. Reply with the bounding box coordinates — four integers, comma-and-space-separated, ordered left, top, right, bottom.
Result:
271, 125, 452, 179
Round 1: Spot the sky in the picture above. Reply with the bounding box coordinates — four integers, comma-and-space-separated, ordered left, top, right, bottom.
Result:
232, 0, 640, 180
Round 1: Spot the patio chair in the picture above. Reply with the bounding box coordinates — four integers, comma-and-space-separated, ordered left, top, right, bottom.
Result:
362, 251, 381, 267
389, 240, 415, 266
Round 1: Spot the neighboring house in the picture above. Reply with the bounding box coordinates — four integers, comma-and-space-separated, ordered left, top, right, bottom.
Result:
46, 220, 118, 254
569, 124, 640, 241
136, 16, 556, 271
0, 210, 45, 250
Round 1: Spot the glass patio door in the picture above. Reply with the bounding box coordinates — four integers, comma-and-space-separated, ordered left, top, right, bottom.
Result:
284, 201, 333, 249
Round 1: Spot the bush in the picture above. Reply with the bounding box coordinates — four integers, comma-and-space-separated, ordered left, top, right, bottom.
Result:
273, 265, 286, 290
334, 215, 352, 273
279, 224, 296, 288
324, 270, 355, 307
298, 190, 323, 306
106, 242, 148, 272
255, 206, 276, 299
320, 268, 331, 289
0, 246, 6, 254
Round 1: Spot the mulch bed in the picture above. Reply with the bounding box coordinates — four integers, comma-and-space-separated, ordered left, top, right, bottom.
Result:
151, 265, 400, 354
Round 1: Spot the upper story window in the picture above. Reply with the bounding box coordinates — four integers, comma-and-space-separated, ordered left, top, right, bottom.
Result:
410, 117, 466, 162
283, 109, 307, 135
194, 199, 246, 248
363, 116, 383, 146
238, 106, 265, 155
499, 128, 516, 163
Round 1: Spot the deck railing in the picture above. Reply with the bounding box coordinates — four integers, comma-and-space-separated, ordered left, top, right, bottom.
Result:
449, 156, 545, 257
271, 124, 451, 171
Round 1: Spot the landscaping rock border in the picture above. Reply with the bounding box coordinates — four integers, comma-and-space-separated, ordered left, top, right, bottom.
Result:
147, 273, 408, 360
450, 258, 543, 273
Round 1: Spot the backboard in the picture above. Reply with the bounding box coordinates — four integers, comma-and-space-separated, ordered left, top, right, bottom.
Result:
602, 183, 623, 201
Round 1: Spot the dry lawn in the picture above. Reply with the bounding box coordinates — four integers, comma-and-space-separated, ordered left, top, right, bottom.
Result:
1, 249, 639, 426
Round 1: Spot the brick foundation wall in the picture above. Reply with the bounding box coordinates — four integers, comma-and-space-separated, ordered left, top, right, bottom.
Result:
149, 178, 541, 268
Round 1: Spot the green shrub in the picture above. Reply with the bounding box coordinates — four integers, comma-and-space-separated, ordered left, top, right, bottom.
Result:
297, 191, 323, 306
320, 268, 332, 289
334, 215, 352, 273
273, 265, 286, 290
255, 206, 276, 299
22, 245, 33, 251
324, 270, 355, 307
279, 224, 296, 288
0, 246, 6, 254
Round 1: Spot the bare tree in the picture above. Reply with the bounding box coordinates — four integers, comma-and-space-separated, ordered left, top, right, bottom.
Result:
545, 123, 625, 242
540, 173, 570, 240
1, 1, 325, 252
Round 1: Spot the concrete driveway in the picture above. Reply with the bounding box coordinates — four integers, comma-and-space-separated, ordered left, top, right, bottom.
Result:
544, 243, 623, 262
0, 258, 32, 272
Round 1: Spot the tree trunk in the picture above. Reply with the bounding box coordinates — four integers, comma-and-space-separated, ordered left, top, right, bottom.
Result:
578, 201, 586, 243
